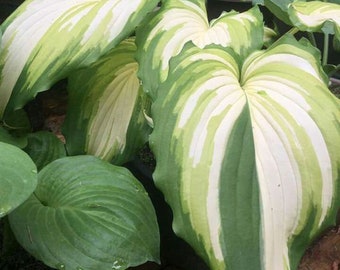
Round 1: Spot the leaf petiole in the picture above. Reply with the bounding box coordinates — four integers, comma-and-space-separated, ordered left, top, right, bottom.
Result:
323, 33, 329, 66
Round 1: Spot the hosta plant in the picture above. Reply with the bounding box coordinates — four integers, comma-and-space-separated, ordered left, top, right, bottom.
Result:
9, 155, 160, 270
0, 0, 339, 270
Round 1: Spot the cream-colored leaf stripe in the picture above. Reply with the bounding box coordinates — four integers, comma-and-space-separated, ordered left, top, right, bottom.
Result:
288, 1, 340, 38
150, 36, 340, 270
88, 62, 139, 159
152, 45, 254, 270
136, 0, 263, 100
63, 38, 150, 164
0, 0, 158, 118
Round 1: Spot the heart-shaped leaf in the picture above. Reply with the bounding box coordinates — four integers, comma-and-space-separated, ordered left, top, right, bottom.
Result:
63, 38, 151, 164
136, 1, 263, 100
0, 0, 158, 120
9, 155, 160, 270
150, 35, 340, 270
0, 142, 37, 218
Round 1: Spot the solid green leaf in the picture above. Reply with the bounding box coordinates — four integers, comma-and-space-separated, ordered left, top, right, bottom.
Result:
9, 155, 160, 270
2, 108, 31, 132
0, 142, 37, 218
288, 1, 340, 41
0, 125, 27, 148
24, 131, 66, 171
136, 1, 263, 100
150, 35, 340, 270
334, 36, 340, 51
0, 0, 159, 120
63, 38, 151, 164
261, 0, 293, 25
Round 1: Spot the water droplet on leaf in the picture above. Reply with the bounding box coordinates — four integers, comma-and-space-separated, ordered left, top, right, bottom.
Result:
112, 258, 126, 269
56, 263, 65, 270
87, 203, 101, 208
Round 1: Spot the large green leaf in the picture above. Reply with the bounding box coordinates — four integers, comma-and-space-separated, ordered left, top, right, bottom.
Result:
150, 35, 340, 270
24, 131, 66, 171
0, 142, 37, 218
0, 0, 158, 120
9, 155, 160, 270
63, 38, 151, 164
288, 1, 340, 41
136, 1, 263, 100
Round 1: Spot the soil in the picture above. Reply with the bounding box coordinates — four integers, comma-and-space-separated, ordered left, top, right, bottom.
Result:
299, 226, 340, 270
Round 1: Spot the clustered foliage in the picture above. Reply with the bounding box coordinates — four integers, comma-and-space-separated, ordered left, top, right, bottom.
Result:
0, 0, 339, 270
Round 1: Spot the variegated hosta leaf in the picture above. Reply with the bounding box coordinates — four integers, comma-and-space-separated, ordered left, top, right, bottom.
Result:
0, 0, 158, 120
9, 155, 160, 270
63, 38, 151, 164
136, 1, 263, 100
263, 26, 278, 47
288, 1, 340, 41
150, 35, 340, 270
0, 142, 37, 218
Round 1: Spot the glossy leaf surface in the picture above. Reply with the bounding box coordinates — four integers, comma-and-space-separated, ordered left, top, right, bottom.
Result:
0, 142, 37, 217
9, 155, 160, 270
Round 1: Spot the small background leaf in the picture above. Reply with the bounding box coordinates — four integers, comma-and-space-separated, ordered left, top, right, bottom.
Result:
0, 125, 27, 148
24, 131, 66, 171
262, 0, 293, 25
2, 108, 31, 133
0, 142, 37, 218
9, 155, 160, 270
288, 1, 340, 41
